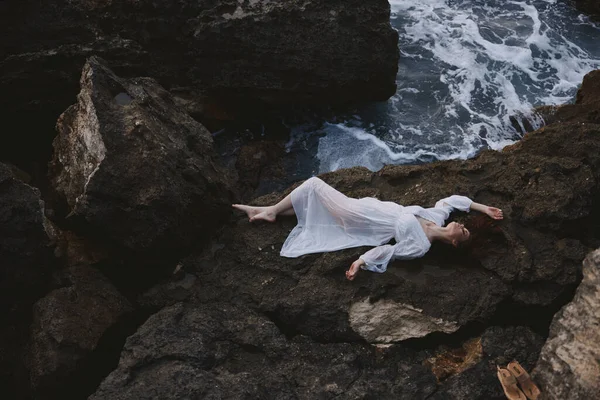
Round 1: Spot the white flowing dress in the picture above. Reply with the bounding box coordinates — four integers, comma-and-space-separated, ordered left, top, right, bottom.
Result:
280, 177, 473, 273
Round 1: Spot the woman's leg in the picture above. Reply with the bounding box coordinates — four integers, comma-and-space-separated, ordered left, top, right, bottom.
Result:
232, 193, 294, 222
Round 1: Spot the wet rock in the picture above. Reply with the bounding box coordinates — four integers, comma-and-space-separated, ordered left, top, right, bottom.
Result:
529, 70, 600, 127
28, 265, 132, 396
532, 249, 600, 400
576, 70, 600, 107
574, 0, 600, 20
48, 56, 234, 259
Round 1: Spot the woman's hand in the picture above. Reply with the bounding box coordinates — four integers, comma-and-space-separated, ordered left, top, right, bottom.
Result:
485, 206, 503, 220
346, 258, 365, 281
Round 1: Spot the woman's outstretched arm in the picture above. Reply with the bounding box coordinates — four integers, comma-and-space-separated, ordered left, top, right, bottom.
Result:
469, 202, 503, 220
436, 195, 503, 220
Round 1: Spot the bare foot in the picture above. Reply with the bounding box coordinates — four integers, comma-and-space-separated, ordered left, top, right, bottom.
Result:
346, 260, 362, 281
232, 204, 276, 222
249, 209, 276, 223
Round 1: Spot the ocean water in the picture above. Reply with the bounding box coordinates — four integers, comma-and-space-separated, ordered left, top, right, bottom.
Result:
298, 0, 600, 172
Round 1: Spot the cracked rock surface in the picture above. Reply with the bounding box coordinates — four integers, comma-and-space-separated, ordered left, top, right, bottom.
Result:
532, 249, 600, 399
90, 303, 543, 399
48, 56, 234, 258
28, 265, 133, 396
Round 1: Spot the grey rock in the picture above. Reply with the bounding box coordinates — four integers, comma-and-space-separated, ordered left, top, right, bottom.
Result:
49, 56, 234, 257
532, 249, 600, 400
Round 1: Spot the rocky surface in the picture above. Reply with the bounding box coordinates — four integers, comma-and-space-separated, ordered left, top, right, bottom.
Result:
0, 4, 597, 395
28, 265, 132, 397
532, 249, 600, 399
575, 0, 600, 20
187, 114, 599, 344
535, 70, 600, 128
48, 56, 234, 259
0, 162, 54, 316
0, 162, 55, 397
90, 302, 543, 399
88, 69, 600, 398
429, 326, 544, 399
0, 0, 398, 171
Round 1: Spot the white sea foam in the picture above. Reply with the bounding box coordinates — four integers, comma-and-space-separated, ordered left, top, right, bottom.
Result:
312, 0, 600, 172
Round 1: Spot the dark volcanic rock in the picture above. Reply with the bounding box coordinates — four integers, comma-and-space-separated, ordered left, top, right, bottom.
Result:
90, 302, 438, 400
532, 249, 600, 400
0, 162, 53, 315
0, 162, 55, 397
185, 70, 600, 344
574, 0, 600, 20
91, 70, 600, 400
48, 56, 234, 258
0, 0, 399, 168
28, 265, 133, 397
429, 326, 544, 400
535, 70, 600, 127
89, 302, 545, 399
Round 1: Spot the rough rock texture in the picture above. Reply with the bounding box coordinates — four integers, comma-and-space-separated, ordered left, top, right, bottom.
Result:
536, 70, 600, 127
429, 326, 544, 399
0, 0, 399, 168
182, 70, 600, 345
48, 56, 234, 258
91, 302, 543, 399
349, 298, 460, 343
28, 265, 132, 396
0, 162, 55, 397
575, 0, 600, 20
532, 249, 600, 400
0, 162, 53, 315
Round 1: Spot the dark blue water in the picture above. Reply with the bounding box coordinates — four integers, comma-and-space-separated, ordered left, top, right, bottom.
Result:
306, 0, 600, 172
216, 0, 600, 187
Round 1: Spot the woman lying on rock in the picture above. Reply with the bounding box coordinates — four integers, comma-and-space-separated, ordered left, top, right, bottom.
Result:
233, 177, 503, 281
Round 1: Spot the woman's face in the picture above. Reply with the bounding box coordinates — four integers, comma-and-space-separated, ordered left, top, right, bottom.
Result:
448, 222, 470, 246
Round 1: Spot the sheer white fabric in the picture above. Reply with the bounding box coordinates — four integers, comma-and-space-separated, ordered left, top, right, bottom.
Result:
280, 177, 472, 273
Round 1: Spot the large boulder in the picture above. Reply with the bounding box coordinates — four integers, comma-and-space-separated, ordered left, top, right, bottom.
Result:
28, 265, 133, 398
0, 0, 399, 167
90, 302, 437, 400
532, 249, 600, 399
0, 162, 55, 397
90, 301, 543, 399
48, 56, 234, 259
0, 162, 54, 315
187, 72, 600, 344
